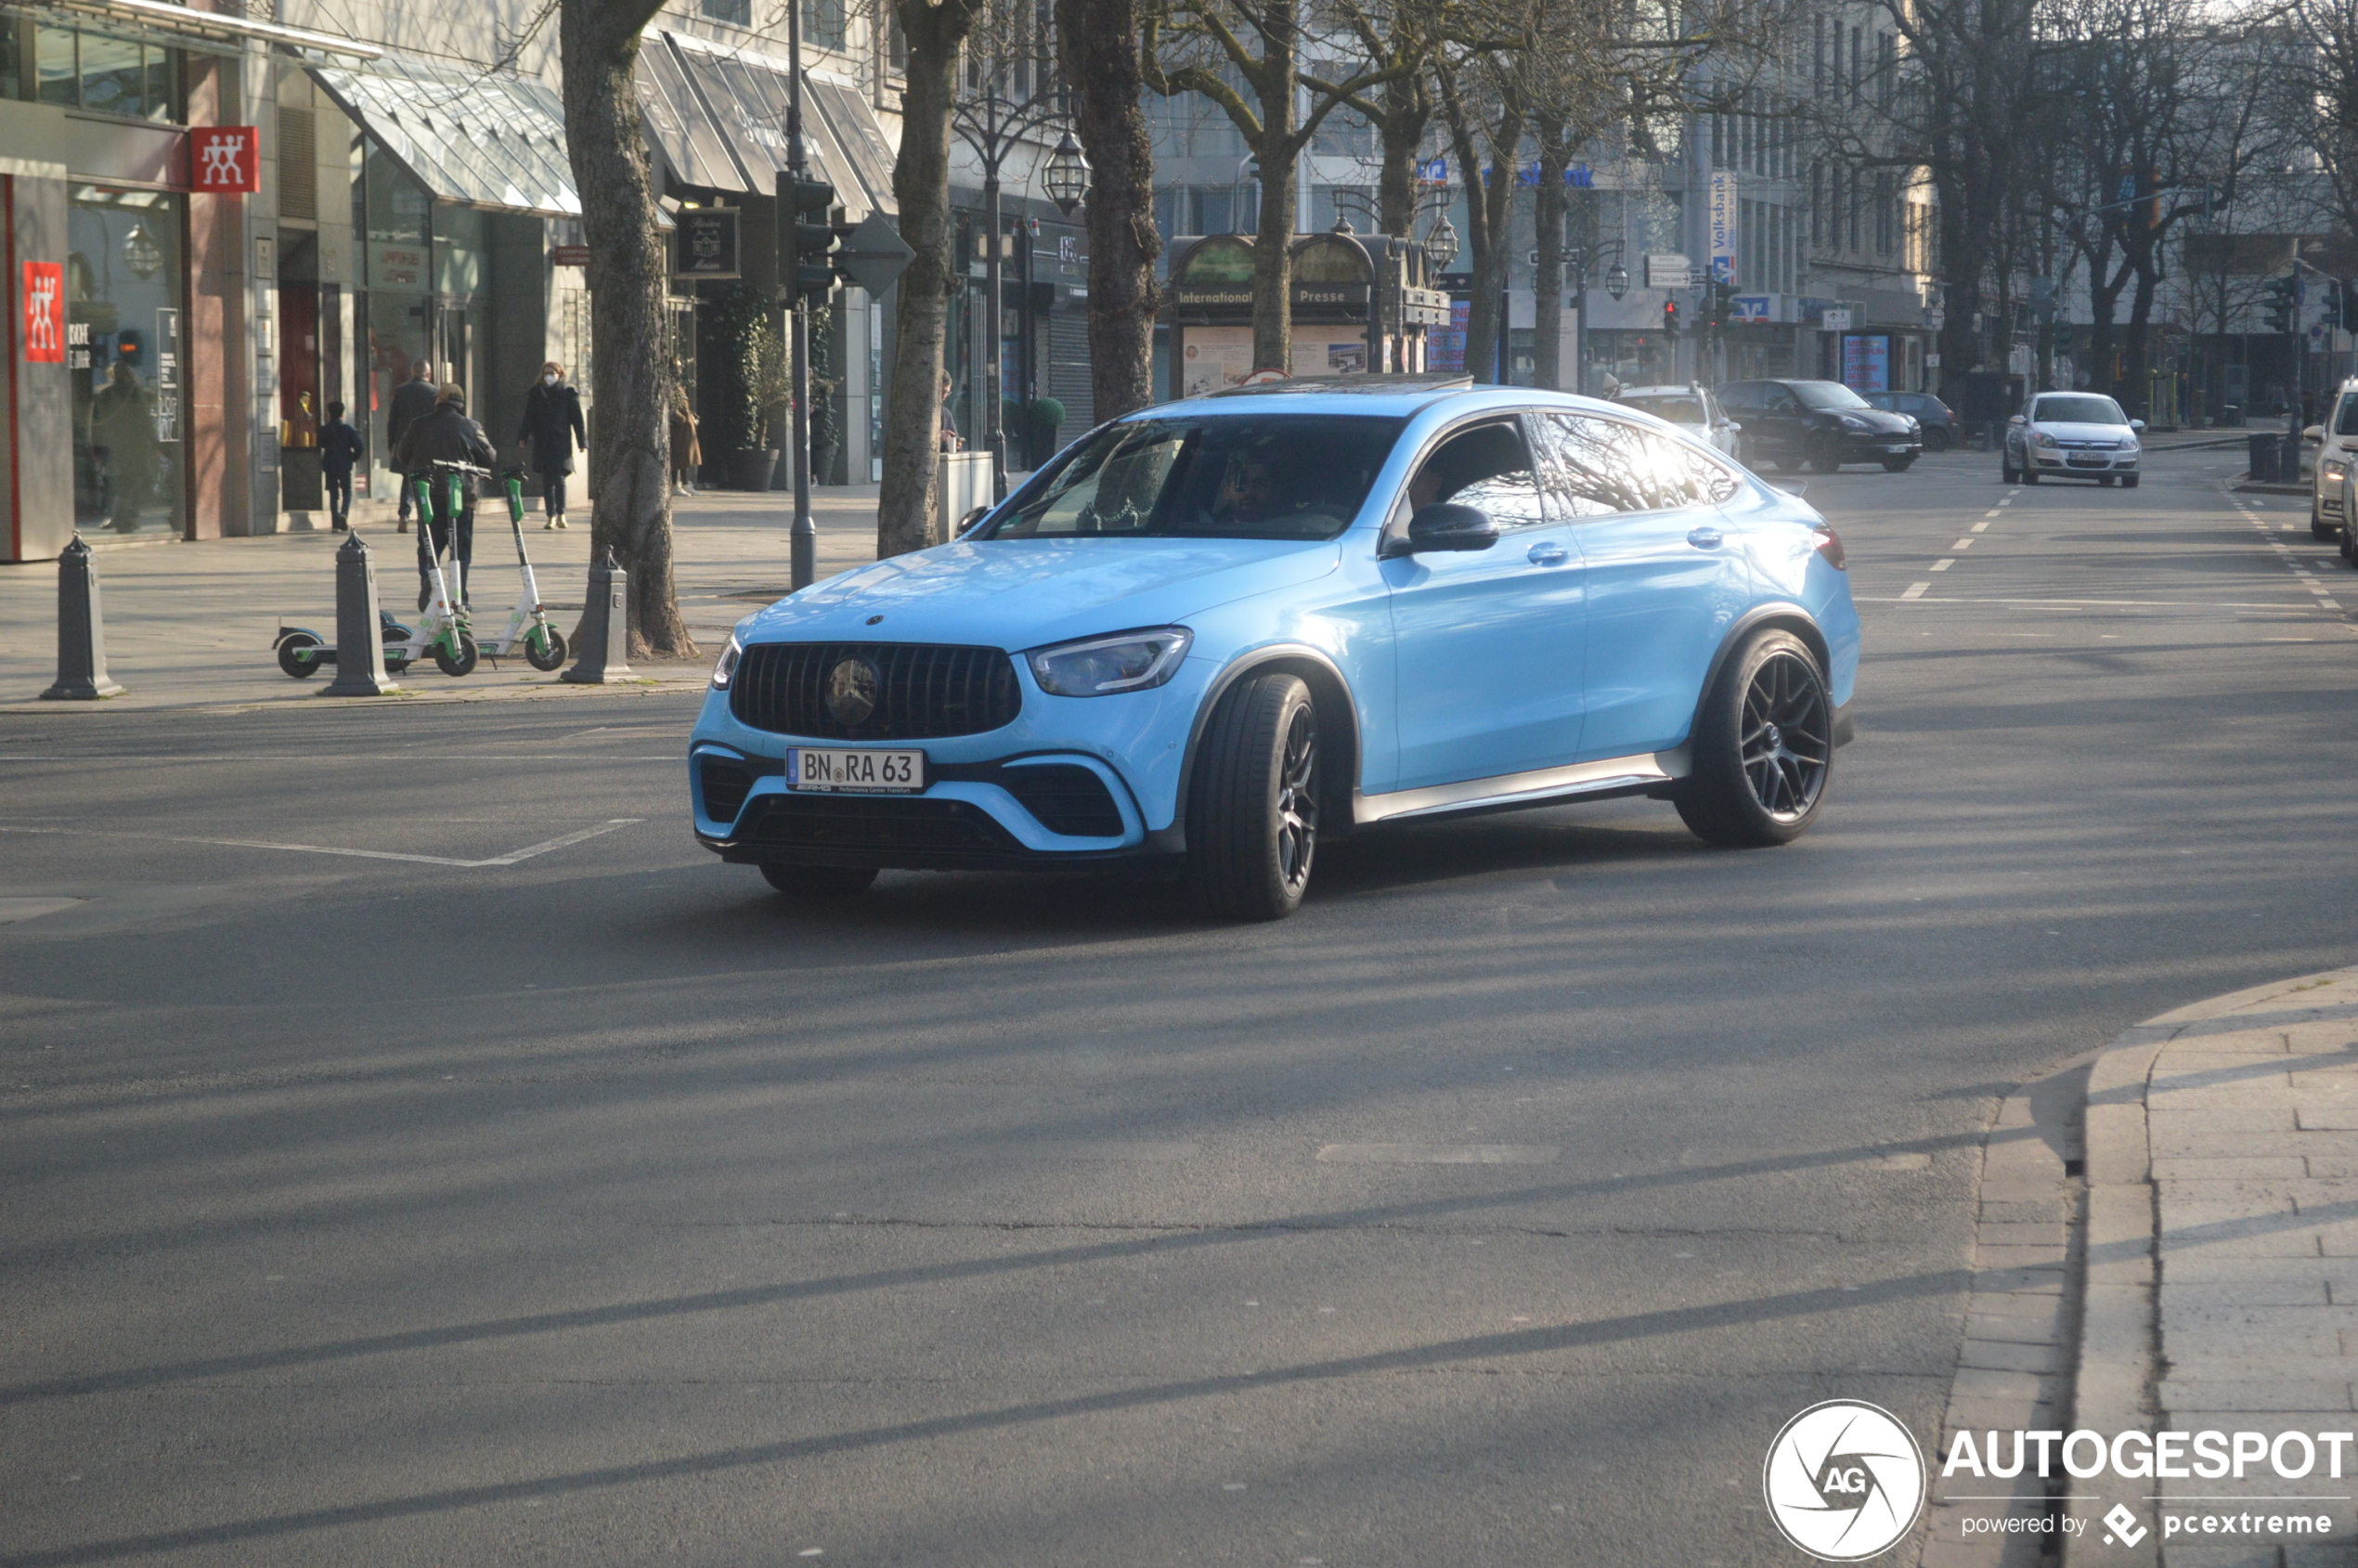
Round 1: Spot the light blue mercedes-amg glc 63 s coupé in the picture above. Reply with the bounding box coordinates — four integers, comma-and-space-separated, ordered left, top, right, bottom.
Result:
690, 378, 1859, 920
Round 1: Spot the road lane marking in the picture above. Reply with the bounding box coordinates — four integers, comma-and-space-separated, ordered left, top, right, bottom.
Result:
1930, 559, 1955, 571
1315, 1144, 1561, 1164
1982, 510, 2002, 518
1899, 583, 1931, 600
0, 819, 641, 868
1951, 539, 1975, 550
1971, 521, 1989, 532
0, 897, 87, 925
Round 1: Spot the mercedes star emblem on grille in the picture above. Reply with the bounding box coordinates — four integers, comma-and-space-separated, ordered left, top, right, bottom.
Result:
825, 656, 881, 726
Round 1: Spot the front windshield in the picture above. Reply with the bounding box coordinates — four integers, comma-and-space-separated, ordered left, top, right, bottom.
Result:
1621, 395, 1705, 425
986, 414, 1406, 542
1791, 382, 1871, 411
2033, 395, 2128, 425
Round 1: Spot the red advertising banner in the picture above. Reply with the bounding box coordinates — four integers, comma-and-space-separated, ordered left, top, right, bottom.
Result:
22, 262, 64, 364
190, 126, 260, 194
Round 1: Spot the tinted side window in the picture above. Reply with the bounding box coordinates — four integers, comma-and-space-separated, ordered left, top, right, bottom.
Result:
1656, 435, 1743, 506
1404, 420, 1548, 531
1535, 412, 1676, 516
1717, 382, 1762, 413
2336, 395, 2358, 436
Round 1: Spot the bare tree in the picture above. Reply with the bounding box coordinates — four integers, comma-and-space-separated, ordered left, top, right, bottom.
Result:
1057, 0, 1162, 420
558, 0, 693, 655
1143, 0, 1405, 371
875, 0, 988, 558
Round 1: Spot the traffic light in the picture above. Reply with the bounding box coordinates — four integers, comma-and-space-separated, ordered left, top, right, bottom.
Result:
1707, 280, 1739, 330
2326, 283, 2346, 332
1663, 298, 1680, 338
2263, 273, 2298, 333
782, 175, 839, 302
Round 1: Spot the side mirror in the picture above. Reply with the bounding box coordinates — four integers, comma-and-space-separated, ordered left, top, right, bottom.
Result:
955, 505, 991, 537
2302, 423, 2322, 442
2009, 414, 2026, 425
1726, 421, 1743, 434
1384, 502, 1500, 558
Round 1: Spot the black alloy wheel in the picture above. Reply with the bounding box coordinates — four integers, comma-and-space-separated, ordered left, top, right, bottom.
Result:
1675, 629, 1834, 848
1188, 671, 1319, 920
1807, 435, 1845, 473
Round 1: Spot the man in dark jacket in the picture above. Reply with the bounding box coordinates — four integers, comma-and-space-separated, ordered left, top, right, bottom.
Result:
386, 357, 440, 534
394, 383, 496, 612
319, 399, 364, 531
516, 360, 587, 530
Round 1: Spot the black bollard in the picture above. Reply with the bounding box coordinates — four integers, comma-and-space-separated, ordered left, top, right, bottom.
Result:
40, 536, 123, 700
561, 547, 634, 684
321, 532, 396, 696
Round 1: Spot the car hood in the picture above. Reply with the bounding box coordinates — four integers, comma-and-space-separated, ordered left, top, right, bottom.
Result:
2029, 421, 2133, 442
739, 536, 1343, 649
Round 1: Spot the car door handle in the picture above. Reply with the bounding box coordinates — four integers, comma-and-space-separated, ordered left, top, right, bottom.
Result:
1686, 525, 1724, 550
1526, 541, 1571, 566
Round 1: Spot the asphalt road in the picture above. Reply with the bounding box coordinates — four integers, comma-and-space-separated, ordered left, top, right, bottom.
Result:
2, 443, 2351, 1567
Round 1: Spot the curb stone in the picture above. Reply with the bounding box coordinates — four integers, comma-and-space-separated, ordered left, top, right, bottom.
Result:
2062, 967, 2358, 1568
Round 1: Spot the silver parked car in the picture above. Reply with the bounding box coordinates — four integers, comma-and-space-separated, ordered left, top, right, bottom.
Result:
2002, 392, 2144, 486
1611, 384, 1743, 459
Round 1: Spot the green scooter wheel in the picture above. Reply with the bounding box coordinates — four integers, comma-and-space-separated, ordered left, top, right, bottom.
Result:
433, 632, 479, 678
276, 631, 324, 679
524, 626, 568, 672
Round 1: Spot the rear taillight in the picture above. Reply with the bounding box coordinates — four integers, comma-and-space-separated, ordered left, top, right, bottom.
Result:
1814, 525, 1846, 570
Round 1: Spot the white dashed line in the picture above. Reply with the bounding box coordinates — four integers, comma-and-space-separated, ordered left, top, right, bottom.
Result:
1930, 559, 1955, 571
1951, 538, 1975, 550
1900, 582, 1931, 601
1971, 521, 1990, 533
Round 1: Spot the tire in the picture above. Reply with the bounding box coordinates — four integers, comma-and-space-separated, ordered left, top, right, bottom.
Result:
433, 632, 479, 679
1807, 441, 1844, 473
2120, 475, 2137, 489
759, 862, 878, 896
2314, 503, 2336, 540
2339, 528, 2354, 562
1186, 671, 1320, 921
2023, 469, 2041, 484
2098, 474, 2118, 487
524, 625, 567, 672
1771, 453, 1799, 473
1881, 456, 1915, 473
1925, 428, 1951, 452
1674, 630, 1834, 849
2002, 455, 2018, 484
276, 631, 324, 680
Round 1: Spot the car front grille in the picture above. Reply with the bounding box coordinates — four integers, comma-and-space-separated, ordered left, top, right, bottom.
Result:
1001, 764, 1124, 837
730, 642, 1022, 740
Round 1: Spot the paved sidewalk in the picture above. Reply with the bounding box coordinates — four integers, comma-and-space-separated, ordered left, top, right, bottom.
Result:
2070, 971, 2358, 1568
0, 487, 885, 709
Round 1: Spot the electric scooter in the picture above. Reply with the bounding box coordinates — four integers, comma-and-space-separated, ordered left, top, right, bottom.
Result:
471, 467, 567, 671
274, 462, 481, 680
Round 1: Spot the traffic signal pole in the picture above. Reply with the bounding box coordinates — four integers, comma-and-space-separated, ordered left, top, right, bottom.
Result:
786, 0, 816, 591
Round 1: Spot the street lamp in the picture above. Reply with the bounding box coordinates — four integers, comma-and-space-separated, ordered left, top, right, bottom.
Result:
1421, 216, 1458, 277
1043, 132, 1088, 217
1605, 261, 1629, 300
123, 222, 162, 281
953, 50, 1070, 501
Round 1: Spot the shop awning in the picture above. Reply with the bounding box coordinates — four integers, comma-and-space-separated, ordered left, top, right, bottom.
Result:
639, 33, 896, 217
310, 54, 579, 219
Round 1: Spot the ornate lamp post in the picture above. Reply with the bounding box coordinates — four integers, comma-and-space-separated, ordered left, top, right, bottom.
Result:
1043, 133, 1089, 217
953, 46, 1071, 500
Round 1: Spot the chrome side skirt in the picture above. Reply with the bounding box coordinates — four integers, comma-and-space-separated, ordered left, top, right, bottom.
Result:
1354, 747, 1691, 826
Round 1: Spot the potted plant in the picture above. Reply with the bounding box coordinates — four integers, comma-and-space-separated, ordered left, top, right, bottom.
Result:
1026, 396, 1066, 469
699, 282, 777, 491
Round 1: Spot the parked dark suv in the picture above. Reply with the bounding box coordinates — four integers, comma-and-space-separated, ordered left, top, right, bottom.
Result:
1717, 380, 1923, 473
1864, 390, 1959, 451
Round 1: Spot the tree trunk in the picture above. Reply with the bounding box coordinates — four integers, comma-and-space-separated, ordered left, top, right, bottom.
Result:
1374, 73, 1429, 238
1056, 0, 1160, 420
876, 0, 978, 558
1250, 124, 1297, 373
1531, 127, 1568, 391
559, 0, 692, 657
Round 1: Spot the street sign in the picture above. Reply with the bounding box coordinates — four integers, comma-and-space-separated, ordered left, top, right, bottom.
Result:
672, 208, 741, 280
835, 212, 914, 296
1821, 306, 1853, 331
1645, 253, 1693, 290
1708, 171, 1737, 286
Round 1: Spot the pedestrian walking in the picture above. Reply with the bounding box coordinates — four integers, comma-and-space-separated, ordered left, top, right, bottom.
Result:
319, 399, 364, 532
669, 372, 701, 496
393, 382, 496, 612
88, 361, 155, 532
387, 356, 440, 534
517, 360, 587, 530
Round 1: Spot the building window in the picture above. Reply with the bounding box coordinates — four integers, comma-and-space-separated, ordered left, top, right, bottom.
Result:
1878, 32, 1896, 113
1810, 162, 1822, 248
27, 26, 177, 122
807, 0, 849, 51
700, 0, 752, 24
1875, 172, 1894, 254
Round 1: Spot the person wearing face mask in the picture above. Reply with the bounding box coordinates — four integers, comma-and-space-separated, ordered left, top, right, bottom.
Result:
517, 361, 588, 530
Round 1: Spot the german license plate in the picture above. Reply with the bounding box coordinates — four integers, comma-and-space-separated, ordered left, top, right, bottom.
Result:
787, 747, 926, 794
1884, 444, 1911, 454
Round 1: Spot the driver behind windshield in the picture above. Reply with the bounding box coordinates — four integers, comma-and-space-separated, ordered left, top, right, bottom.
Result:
1211, 450, 1283, 525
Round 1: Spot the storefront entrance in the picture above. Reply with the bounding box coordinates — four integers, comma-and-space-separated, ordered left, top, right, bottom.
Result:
66, 184, 185, 537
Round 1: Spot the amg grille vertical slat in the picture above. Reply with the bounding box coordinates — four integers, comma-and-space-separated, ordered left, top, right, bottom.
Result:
729, 642, 1022, 738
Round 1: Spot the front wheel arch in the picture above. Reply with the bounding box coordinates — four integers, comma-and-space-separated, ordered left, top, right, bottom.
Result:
1173, 646, 1363, 848
1686, 607, 1834, 752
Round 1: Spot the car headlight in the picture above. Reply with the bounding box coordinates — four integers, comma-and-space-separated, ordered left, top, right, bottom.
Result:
2030, 430, 2058, 448
1025, 627, 1193, 697
1839, 414, 1871, 430
2117, 437, 2139, 451
710, 632, 744, 690
2326, 458, 2350, 481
